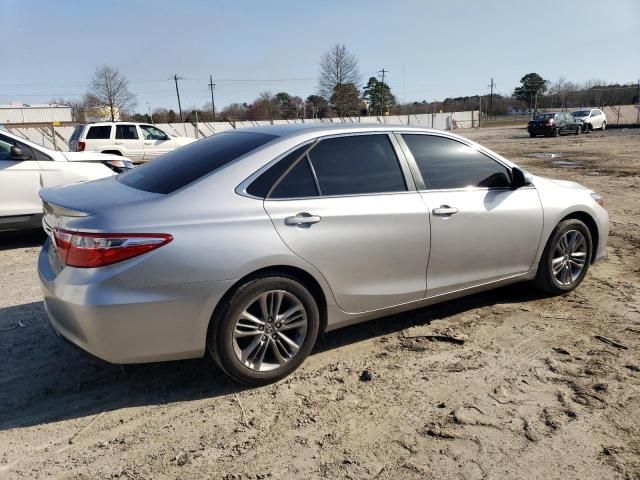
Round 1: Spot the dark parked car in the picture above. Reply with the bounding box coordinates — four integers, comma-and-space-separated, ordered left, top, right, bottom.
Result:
528, 112, 582, 137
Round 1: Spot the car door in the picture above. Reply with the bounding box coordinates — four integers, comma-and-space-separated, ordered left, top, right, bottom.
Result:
114, 124, 144, 162
0, 133, 42, 218
140, 125, 174, 160
399, 133, 544, 297
263, 134, 430, 313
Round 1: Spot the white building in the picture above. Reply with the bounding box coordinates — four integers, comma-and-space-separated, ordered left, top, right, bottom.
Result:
0, 102, 73, 124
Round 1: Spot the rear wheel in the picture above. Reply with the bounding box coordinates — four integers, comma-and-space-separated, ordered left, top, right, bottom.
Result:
208, 275, 320, 385
575, 125, 581, 135
553, 127, 561, 137
529, 132, 536, 138
534, 219, 592, 295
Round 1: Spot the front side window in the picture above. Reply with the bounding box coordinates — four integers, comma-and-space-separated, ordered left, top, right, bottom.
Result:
402, 134, 511, 190
115, 125, 139, 140
307, 135, 406, 196
0, 134, 36, 160
140, 125, 168, 140
86, 126, 112, 139
118, 131, 277, 194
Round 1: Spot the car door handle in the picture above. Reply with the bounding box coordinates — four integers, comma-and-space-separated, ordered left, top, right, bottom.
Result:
285, 213, 321, 227
432, 205, 459, 216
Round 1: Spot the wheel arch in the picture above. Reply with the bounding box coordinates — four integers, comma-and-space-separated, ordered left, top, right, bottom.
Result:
209, 265, 329, 336
559, 211, 599, 264
101, 149, 123, 156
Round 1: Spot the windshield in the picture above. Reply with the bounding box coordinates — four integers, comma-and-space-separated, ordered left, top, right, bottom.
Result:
534, 113, 556, 121
117, 131, 277, 194
573, 110, 590, 117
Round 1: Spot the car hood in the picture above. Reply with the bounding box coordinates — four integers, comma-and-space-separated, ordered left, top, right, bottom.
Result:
62, 151, 132, 162
534, 175, 592, 192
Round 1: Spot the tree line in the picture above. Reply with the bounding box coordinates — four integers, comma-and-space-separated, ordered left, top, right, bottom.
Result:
54, 45, 640, 124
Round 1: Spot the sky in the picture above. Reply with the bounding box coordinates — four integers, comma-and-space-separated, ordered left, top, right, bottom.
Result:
1, 0, 638, 113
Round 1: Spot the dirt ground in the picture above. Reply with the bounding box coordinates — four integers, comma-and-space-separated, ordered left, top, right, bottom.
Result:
1, 126, 639, 480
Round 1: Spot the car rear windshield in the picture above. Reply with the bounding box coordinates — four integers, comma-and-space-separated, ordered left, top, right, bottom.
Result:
534, 113, 556, 120
117, 132, 277, 194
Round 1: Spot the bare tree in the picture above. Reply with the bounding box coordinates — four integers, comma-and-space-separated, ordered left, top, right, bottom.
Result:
318, 44, 360, 116
88, 65, 136, 121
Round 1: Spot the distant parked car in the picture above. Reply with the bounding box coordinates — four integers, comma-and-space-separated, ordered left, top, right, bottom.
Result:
69, 122, 195, 163
572, 109, 607, 132
0, 129, 131, 232
528, 112, 583, 137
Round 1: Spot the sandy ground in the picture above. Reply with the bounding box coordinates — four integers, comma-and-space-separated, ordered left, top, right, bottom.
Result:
0, 126, 639, 480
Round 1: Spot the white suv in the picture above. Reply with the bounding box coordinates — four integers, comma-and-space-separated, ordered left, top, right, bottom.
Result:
0, 129, 131, 232
69, 122, 195, 163
572, 109, 607, 132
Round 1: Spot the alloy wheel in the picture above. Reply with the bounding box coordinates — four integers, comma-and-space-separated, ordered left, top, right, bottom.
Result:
552, 230, 588, 286
232, 290, 308, 372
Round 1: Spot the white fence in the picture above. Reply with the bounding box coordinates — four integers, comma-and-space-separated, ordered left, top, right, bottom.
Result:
4, 111, 479, 151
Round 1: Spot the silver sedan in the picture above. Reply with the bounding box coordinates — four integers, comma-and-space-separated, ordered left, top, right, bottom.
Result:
38, 124, 609, 385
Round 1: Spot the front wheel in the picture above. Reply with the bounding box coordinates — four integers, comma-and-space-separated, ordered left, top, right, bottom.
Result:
208, 275, 320, 385
529, 132, 536, 138
553, 127, 561, 137
602, 121, 607, 130
534, 219, 592, 295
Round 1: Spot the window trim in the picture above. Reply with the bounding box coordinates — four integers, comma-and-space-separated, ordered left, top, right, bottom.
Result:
395, 131, 527, 193
237, 132, 418, 201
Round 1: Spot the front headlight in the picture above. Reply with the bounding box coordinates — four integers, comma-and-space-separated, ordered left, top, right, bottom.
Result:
590, 193, 605, 208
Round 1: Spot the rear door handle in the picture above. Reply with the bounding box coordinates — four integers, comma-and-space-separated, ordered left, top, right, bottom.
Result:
285, 212, 321, 227
432, 205, 459, 216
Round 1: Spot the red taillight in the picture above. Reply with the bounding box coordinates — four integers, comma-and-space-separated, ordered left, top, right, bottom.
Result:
78, 141, 86, 151
53, 229, 172, 268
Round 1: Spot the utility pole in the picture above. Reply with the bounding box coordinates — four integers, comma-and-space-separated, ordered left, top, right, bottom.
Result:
488, 78, 495, 120
378, 68, 388, 117
208, 74, 216, 123
146, 102, 153, 124
171, 74, 184, 124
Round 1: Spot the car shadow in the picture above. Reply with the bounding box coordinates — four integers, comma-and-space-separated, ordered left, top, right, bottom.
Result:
0, 229, 47, 251
0, 283, 545, 431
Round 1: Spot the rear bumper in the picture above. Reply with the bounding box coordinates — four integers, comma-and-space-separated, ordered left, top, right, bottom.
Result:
38, 239, 235, 364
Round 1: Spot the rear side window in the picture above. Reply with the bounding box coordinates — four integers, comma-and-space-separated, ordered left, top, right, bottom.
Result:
246, 144, 310, 198
270, 157, 318, 198
116, 125, 139, 140
307, 135, 406, 196
118, 132, 277, 194
402, 134, 511, 190
86, 126, 112, 139
70, 126, 83, 142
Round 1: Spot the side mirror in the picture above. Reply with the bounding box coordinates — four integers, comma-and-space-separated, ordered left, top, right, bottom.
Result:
10, 146, 33, 161
511, 167, 529, 189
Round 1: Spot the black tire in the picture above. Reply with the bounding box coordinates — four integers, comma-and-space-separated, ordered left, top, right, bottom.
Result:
529, 132, 536, 138
101, 150, 122, 156
602, 121, 606, 131
585, 123, 592, 133
553, 127, 561, 137
575, 125, 581, 135
207, 274, 320, 386
534, 219, 593, 295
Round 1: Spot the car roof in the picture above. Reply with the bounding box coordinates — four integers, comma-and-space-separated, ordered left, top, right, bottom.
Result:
231, 122, 437, 139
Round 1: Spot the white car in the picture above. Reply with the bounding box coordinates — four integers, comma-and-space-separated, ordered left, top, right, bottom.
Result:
69, 122, 195, 163
0, 129, 132, 232
572, 109, 607, 132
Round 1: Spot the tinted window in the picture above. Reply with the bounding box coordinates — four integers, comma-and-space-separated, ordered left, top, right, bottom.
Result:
573, 110, 590, 117
307, 135, 406, 196
86, 126, 112, 139
247, 144, 310, 198
118, 132, 276, 194
270, 156, 318, 199
70, 126, 83, 142
116, 125, 139, 140
0, 134, 36, 161
403, 134, 511, 190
